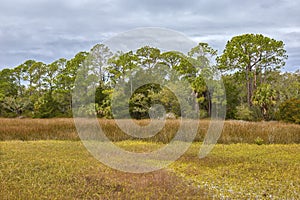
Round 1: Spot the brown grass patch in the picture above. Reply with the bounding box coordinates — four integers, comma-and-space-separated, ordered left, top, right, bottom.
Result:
0, 118, 299, 144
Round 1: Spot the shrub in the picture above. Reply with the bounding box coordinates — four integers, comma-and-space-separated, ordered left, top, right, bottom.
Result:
33, 93, 61, 118
278, 98, 300, 124
235, 104, 254, 121
254, 137, 264, 145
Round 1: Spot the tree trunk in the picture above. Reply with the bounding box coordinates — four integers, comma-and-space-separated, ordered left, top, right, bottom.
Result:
246, 69, 250, 107
246, 65, 253, 107
254, 68, 257, 91
207, 91, 211, 117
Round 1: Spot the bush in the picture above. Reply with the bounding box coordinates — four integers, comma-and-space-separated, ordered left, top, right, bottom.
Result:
33, 93, 61, 118
278, 98, 300, 124
254, 137, 264, 145
250, 105, 264, 121
235, 104, 254, 121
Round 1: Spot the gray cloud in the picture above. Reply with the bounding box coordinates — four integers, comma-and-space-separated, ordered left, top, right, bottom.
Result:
0, 0, 299, 71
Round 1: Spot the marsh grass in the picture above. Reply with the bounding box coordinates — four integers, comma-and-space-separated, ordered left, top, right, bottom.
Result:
220, 120, 300, 144
0, 118, 299, 144
170, 143, 300, 199
1, 141, 299, 199
0, 141, 208, 199
0, 118, 78, 141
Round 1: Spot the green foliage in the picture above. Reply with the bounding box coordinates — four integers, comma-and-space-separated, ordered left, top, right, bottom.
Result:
0, 69, 18, 100
0, 37, 297, 121
218, 34, 287, 72
136, 46, 160, 69
271, 71, 300, 102
222, 74, 242, 119
235, 104, 254, 121
1, 96, 30, 116
95, 87, 113, 118
252, 84, 277, 120
129, 92, 151, 119
108, 51, 138, 86
150, 85, 181, 117
254, 136, 264, 145
33, 93, 61, 118
217, 33, 287, 107
278, 98, 300, 124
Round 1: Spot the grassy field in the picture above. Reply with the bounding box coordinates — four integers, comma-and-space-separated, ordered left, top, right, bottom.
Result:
0, 118, 299, 144
0, 141, 208, 199
1, 141, 299, 199
0, 118, 299, 199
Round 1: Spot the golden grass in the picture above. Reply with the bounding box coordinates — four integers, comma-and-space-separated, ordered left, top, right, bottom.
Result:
1, 141, 299, 199
220, 120, 300, 144
0, 141, 208, 199
0, 118, 299, 144
0, 118, 78, 141
170, 143, 300, 199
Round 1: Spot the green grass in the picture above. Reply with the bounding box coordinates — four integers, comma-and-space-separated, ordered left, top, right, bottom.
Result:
170, 143, 300, 199
0, 141, 207, 199
1, 141, 299, 199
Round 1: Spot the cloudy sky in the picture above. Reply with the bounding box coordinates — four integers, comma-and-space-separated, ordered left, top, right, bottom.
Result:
1, 0, 300, 71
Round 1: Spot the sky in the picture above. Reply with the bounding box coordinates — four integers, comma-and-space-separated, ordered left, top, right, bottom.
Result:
0, 0, 300, 71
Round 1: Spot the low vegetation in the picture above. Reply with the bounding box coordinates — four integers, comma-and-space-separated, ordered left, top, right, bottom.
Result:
170, 143, 300, 199
0, 141, 208, 199
0, 118, 299, 144
1, 118, 299, 199
1, 141, 299, 199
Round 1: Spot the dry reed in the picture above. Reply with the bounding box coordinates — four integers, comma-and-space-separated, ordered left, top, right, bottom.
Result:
0, 118, 299, 144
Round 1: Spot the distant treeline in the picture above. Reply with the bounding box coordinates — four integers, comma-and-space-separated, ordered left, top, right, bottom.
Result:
0, 33, 299, 123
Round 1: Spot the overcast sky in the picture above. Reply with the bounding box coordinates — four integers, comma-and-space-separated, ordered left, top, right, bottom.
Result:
1, 0, 300, 71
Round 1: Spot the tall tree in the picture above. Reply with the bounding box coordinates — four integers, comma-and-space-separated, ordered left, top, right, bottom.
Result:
2, 96, 30, 116
188, 43, 218, 117
13, 63, 28, 97
107, 51, 138, 94
0, 68, 17, 101
221, 73, 245, 119
217, 34, 287, 107
27, 61, 46, 96
252, 83, 277, 120
43, 58, 66, 94
56, 52, 88, 115
136, 46, 161, 70
21, 60, 36, 94
88, 44, 113, 85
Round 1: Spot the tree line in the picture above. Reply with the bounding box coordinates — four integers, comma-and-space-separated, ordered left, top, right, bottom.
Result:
0, 33, 299, 123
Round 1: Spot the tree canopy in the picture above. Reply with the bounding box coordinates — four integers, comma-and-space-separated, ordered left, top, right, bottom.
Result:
0, 33, 299, 123
217, 33, 288, 107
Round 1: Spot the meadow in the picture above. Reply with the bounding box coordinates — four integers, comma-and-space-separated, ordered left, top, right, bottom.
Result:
0, 118, 299, 144
0, 118, 300, 199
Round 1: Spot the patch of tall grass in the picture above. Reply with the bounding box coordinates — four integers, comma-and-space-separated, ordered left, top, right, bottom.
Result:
0, 118, 78, 141
0, 118, 299, 144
